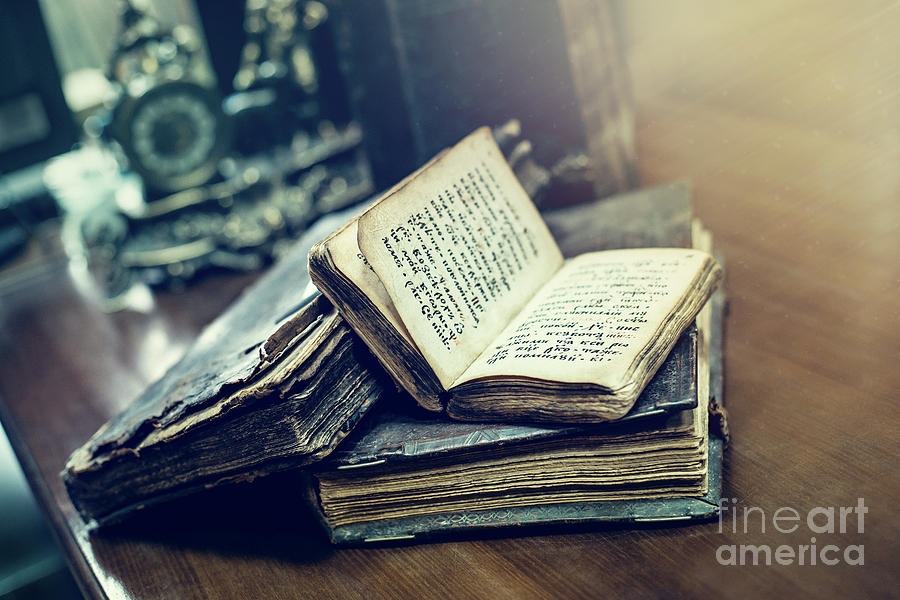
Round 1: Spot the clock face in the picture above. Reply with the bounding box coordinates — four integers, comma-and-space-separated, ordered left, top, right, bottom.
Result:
116, 81, 231, 193
131, 92, 217, 177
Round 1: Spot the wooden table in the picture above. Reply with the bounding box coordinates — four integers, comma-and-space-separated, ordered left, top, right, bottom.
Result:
2, 1, 898, 597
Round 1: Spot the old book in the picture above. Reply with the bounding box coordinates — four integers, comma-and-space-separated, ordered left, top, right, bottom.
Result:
333, 0, 637, 206
309, 128, 722, 422
62, 207, 388, 524
306, 208, 728, 545
309, 290, 725, 544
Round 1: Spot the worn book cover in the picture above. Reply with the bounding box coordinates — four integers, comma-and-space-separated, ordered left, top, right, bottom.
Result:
63, 206, 387, 524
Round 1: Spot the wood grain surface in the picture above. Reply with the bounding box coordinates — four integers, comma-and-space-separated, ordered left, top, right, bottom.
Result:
1, 1, 898, 598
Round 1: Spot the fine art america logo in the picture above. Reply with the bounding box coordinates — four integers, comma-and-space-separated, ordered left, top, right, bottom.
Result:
716, 498, 867, 566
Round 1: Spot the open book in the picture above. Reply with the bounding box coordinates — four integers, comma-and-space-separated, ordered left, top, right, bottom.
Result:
309, 128, 722, 422
307, 191, 728, 545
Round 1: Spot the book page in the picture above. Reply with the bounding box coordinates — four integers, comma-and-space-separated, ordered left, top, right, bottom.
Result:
454, 249, 711, 387
325, 219, 414, 345
315, 150, 454, 347
358, 128, 563, 388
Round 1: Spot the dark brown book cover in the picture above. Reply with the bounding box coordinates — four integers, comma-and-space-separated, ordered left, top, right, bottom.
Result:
63, 206, 388, 524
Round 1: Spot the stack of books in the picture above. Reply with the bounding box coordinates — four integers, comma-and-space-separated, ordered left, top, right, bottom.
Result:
64, 128, 727, 544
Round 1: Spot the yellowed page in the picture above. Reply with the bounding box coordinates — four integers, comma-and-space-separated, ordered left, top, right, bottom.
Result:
455, 248, 713, 387
325, 219, 414, 345
357, 128, 563, 388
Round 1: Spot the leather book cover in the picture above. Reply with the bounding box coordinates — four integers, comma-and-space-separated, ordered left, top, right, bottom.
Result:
63, 205, 388, 523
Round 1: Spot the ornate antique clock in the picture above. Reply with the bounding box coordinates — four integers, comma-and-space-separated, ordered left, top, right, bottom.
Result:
112, 79, 230, 193
107, 1, 231, 194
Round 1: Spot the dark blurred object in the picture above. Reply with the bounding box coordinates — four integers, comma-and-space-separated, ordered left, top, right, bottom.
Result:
107, 1, 232, 195
225, 0, 351, 155
0, 225, 28, 266
492, 120, 552, 207
0, 163, 56, 226
333, 0, 637, 208
0, 162, 58, 266
194, 0, 247, 97
0, 1, 78, 174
